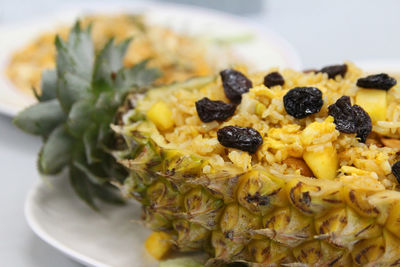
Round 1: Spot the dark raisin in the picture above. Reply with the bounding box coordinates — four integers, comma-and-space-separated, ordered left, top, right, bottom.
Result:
220, 69, 252, 104
327, 96, 356, 133
283, 87, 323, 119
195, 97, 236, 122
319, 64, 347, 79
328, 96, 372, 143
392, 161, 400, 184
217, 126, 263, 154
357, 73, 397, 90
264, 72, 284, 88
353, 105, 373, 143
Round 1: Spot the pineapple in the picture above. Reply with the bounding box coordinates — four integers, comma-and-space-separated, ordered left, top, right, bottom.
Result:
115, 122, 400, 265
147, 101, 174, 131
14, 22, 400, 266
356, 88, 387, 123
112, 76, 400, 266
145, 231, 173, 260
301, 117, 339, 180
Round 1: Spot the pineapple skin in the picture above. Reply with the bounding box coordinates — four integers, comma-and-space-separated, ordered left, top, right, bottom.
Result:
116, 130, 400, 266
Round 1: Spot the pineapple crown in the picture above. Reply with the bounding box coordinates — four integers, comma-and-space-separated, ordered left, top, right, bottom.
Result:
14, 22, 161, 209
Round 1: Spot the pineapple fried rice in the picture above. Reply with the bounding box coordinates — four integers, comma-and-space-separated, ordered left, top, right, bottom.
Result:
127, 62, 399, 189
114, 62, 400, 265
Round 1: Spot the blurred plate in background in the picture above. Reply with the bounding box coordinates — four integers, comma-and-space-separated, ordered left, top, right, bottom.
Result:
355, 59, 400, 78
0, 1, 301, 117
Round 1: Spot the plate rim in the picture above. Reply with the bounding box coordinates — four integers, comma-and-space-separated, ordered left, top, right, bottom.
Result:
24, 180, 109, 267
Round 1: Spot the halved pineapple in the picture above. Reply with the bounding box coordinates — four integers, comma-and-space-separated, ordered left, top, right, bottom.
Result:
14, 15, 400, 266
115, 71, 400, 266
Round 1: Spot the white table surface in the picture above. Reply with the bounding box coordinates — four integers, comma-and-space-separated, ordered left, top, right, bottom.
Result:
1, 0, 400, 266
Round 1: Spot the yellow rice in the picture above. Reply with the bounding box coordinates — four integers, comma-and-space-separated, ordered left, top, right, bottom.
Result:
134, 62, 400, 191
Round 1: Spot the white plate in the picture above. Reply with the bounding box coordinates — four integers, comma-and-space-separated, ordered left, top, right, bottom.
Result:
0, 1, 301, 117
25, 175, 158, 267
355, 59, 400, 75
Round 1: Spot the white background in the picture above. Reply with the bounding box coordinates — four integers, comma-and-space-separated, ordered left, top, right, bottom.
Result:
1, 0, 400, 266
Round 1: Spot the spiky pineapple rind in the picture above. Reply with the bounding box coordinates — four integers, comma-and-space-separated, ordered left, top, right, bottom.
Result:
115, 78, 400, 265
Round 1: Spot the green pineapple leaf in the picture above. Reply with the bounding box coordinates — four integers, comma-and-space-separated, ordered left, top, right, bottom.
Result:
14, 20, 161, 209
55, 22, 93, 112
14, 100, 66, 138
56, 22, 94, 80
115, 59, 161, 91
94, 38, 132, 88
37, 69, 58, 101
72, 159, 108, 185
69, 165, 97, 210
91, 183, 125, 205
39, 125, 74, 174
83, 124, 102, 164
67, 98, 95, 137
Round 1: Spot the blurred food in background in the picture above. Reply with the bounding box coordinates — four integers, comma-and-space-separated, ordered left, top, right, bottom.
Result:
5, 14, 235, 95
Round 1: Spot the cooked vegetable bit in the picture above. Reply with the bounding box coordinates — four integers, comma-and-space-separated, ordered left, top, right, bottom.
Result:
255, 102, 266, 116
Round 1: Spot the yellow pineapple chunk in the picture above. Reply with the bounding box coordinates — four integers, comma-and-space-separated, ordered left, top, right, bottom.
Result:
355, 89, 387, 123
145, 231, 172, 260
303, 145, 338, 179
300, 117, 339, 179
147, 101, 174, 131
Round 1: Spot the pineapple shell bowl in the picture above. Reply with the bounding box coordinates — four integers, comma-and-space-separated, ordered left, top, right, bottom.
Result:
113, 65, 400, 266
16, 13, 400, 267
